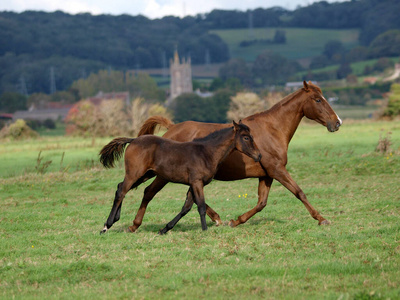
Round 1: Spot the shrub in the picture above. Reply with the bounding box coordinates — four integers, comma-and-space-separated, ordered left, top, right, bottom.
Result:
0, 119, 38, 140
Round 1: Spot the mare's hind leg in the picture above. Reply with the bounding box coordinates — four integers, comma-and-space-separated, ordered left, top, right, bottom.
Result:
128, 176, 168, 232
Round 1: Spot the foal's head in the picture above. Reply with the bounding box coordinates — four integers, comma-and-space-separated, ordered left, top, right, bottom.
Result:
301, 81, 342, 132
233, 121, 262, 162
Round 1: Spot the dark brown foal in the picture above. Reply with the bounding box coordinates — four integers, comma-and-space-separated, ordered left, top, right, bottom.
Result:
99, 121, 261, 234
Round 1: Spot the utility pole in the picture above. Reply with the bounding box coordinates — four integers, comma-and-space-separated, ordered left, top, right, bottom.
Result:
19, 75, 28, 96
50, 66, 56, 94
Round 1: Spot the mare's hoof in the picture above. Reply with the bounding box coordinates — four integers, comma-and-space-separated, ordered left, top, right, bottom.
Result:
319, 219, 331, 225
229, 219, 237, 228
100, 228, 107, 234
215, 219, 223, 227
128, 226, 136, 233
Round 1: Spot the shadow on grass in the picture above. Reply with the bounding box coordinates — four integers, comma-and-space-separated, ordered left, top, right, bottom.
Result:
106, 216, 286, 234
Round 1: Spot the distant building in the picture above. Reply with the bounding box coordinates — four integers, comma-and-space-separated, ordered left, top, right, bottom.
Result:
13, 102, 73, 121
169, 50, 193, 103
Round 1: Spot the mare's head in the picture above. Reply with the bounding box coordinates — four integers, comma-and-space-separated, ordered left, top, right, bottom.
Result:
233, 121, 262, 162
301, 81, 342, 132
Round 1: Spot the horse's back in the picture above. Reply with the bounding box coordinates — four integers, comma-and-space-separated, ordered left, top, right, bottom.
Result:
164, 121, 230, 142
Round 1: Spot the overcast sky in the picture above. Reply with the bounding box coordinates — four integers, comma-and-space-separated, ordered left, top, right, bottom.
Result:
0, 0, 347, 19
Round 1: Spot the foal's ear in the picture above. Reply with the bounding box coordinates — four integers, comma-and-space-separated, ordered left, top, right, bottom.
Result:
303, 80, 309, 92
233, 120, 240, 131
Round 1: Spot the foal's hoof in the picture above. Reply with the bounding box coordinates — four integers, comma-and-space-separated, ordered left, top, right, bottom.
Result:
158, 228, 167, 235
319, 219, 331, 225
100, 226, 108, 234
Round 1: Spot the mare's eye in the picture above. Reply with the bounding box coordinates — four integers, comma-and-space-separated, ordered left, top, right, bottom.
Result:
316, 99, 321, 103
243, 136, 250, 141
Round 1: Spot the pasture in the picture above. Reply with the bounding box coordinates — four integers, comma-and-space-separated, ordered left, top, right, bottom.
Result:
210, 27, 360, 62
0, 120, 399, 299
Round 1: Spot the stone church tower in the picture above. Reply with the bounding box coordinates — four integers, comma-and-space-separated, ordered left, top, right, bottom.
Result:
169, 50, 193, 101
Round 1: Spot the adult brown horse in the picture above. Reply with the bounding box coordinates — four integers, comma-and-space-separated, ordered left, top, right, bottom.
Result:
129, 81, 342, 232
99, 121, 261, 234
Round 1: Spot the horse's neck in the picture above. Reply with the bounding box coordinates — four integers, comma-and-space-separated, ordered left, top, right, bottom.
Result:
202, 129, 235, 165
267, 91, 305, 143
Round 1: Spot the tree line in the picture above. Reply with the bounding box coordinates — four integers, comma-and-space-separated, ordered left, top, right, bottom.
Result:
1, 0, 400, 96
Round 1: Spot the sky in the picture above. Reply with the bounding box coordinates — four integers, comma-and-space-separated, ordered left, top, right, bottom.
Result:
0, 0, 347, 19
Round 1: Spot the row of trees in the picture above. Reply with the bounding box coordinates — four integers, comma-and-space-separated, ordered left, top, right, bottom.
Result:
1, 0, 400, 95
0, 70, 165, 113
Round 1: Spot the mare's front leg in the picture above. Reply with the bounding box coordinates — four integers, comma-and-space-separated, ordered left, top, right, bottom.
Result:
229, 176, 273, 227
128, 176, 168, 232
272, 165, 329, 225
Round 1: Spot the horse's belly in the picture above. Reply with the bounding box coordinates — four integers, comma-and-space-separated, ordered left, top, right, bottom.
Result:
214, 151, 266, 181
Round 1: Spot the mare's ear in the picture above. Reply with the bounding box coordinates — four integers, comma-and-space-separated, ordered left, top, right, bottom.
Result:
239, 119, 243, 124
303, 80, 309, 92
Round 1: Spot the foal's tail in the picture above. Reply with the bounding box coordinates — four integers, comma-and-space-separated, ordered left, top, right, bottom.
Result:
99, 137, 134, 168
137, 116, 174, 136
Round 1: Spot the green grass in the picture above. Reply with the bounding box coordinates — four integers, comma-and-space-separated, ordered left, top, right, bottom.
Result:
331, 105, 380, 120
211, 27, 360, 62
1, 120, 400, 299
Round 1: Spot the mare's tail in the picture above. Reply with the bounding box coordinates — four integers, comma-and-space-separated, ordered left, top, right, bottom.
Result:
137, 116, 174, 136
99, 137, 134, 168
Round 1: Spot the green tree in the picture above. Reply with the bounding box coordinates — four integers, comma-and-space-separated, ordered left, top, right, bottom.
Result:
273, 30, 286, 44
172, 93, 205, 123
383, 83, 400, 117
0, 92, 27, 113
368, 30, 400, 58
323, 40, 345, 60
219, 58, 252, 87
252, 51, 302, 85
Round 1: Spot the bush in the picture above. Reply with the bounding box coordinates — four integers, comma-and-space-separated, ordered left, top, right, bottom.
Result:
0, 119, 39, 140
383, 83, 400, 117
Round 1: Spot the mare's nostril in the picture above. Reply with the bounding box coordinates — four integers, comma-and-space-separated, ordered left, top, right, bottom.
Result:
336, 121, 341, 128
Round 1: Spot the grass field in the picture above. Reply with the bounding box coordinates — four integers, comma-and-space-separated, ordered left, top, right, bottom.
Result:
1, 120, 399, 299
211, 27, 360, 62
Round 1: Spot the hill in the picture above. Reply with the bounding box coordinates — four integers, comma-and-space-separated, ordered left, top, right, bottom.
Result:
211, 27, 360, 65
1, 0, 400, 95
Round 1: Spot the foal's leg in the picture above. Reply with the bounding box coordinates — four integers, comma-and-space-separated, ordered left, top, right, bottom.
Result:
273, 165, 329, 225
100, 174, 139, 234
191, 181, 208, 231
128, 176, 168, 232
158, 188, 195, 235
229, 176, 273, 227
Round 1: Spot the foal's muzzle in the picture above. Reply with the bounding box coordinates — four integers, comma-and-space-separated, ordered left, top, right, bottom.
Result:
254, 153, 262, 162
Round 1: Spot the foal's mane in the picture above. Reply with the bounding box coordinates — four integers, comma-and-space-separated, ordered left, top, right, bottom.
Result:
193, 126, 233, 143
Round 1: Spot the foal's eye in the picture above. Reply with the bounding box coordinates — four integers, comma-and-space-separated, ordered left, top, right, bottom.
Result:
316, 99, 321, 103
243, 136, 250, 141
